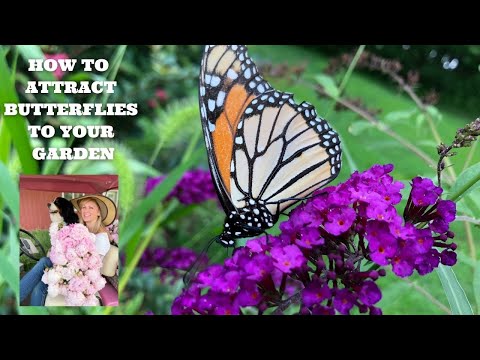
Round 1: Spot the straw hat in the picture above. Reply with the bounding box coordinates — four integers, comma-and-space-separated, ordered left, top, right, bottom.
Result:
71, 194, 117, 226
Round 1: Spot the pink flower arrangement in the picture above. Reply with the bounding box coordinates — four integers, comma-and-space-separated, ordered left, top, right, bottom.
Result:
42, 223, 106, 306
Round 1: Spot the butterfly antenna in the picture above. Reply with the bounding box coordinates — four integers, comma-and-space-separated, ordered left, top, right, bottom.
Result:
183, 235, 219, 287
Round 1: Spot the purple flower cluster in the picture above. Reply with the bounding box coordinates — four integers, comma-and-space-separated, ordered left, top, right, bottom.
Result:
172, 164, 457, 315
145, 169, 217, 205
139, 247, 207, 284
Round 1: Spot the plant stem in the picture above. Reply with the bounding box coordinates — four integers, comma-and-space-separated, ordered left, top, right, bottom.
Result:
387, 71, 457, 182
272, 292, 302, 315
456, 215, 480, 226
325, 45, 365, 119
339, 45, 366, 96
403, 279, 451, 314
318, 87, 440, 173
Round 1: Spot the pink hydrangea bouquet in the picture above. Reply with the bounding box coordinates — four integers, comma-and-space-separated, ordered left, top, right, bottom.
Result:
42, 223, 106, 306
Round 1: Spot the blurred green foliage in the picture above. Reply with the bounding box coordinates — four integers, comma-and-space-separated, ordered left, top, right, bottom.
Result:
309, 45, 480, 116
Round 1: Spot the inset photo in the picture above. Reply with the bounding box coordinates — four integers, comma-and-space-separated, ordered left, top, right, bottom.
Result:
19, 175, 119, 307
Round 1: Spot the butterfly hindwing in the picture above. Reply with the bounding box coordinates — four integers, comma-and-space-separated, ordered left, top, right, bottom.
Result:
199, 45, 271, 213
229, 91, 342, 217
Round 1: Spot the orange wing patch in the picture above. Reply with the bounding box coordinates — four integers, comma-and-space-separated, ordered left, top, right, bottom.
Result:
213, 84, 255, 192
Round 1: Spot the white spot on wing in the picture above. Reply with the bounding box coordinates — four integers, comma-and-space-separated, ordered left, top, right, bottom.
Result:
216, 91, 226, 107
227, 69, 238, 80
208, 121, 215, 132
208, 99, 215, 112
211, 75, 221, 87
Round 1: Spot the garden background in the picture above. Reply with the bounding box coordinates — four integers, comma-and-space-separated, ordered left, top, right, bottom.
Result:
0, 44, 479, 315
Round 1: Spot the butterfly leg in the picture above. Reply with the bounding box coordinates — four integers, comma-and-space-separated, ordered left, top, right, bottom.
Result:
263, 231, 271, 245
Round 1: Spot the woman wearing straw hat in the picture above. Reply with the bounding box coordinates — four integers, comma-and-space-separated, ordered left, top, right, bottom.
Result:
71, 194, 117, 259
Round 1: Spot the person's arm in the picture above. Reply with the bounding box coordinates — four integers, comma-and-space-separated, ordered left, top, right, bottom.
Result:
95, 232, 111, 257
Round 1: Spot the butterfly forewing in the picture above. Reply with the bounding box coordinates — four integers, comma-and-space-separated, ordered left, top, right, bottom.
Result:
199, 45, 271, 213
229, 91, 342, 217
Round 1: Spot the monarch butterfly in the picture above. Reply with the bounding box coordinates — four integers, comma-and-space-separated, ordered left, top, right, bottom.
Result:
199, 45, 341, 248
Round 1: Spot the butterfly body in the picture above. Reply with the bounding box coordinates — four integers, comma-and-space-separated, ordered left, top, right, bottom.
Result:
219, 202, 276, 247
200, 45, 342, 248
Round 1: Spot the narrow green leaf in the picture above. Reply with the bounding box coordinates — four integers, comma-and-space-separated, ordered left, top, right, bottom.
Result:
0, 161, 19, 217
100, 45, 127, 107
314, 74, 339, 99
339, 135, 358, 173
416, 113, 426, 128
18, 307, 49, 315
123, 292, 144, 315
0, 250, 19, 298
113, 148, 135, 217
348, 120, 374, 136
426, 105, 442, 121
315, 74, 340, 99
437, 264, 473, 315
17, 45, 68, 103
474, 261, 480, 314
0, 47, 38, 174
448, 162, 480, 202
384, 109, 417, 123
7, 213, 18, 261
119, 150, 202, 251
0, 116, 12, 163
456, 251, 476, 268
42, 137, 67, 175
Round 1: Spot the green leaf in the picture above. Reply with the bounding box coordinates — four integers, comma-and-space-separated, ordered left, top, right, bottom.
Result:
0, 161, 19, 217
436, 264, 473, 315
474, 261, 480, 314
426, 105, 442, 121
314, 74, 339, 99
119, 150, 202, 251
18, 307, 49, 315
113, 147, 135, 217
384, 109, 416, 123
348, 120, 374, 136
98, 45, 127, 107
448, 162, 480, 202
0, 105, 11, 163
416, 113, 426, 127
0, 46, 39, 174
17, 45, 68, 103
339, 135, 358, 173
456, 251, 476, 268
0, 250, 19, 298
123, 292, 144, 315
42, 137, 67, 175
7, 214, 18, 262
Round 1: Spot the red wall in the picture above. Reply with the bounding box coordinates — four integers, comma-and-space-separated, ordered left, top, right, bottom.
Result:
20, 190, 61, 231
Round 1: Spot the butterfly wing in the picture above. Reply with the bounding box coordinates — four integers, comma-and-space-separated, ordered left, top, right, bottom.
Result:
229, 91, 342, 217
199, 45, 272, 213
